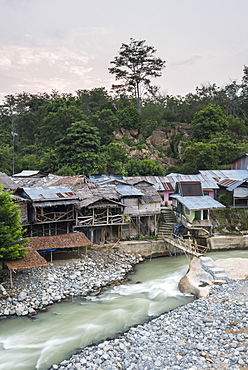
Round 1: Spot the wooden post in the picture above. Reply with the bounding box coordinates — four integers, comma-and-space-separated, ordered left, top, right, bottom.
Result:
50, 251, 53, 263
42, 266, 44, 287
155, 214, 157, 237
138, 216, 140, 237
76, 209, 78, 226
10, 269, 13, 288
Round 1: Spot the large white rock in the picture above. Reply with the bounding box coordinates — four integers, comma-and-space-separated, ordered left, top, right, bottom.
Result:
178, 257, 213, 298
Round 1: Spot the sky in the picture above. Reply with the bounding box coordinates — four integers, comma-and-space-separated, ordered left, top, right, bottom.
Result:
0, 0, 247, 103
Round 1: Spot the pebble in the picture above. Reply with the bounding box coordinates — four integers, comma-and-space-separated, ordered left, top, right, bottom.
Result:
50, 279, 248, 370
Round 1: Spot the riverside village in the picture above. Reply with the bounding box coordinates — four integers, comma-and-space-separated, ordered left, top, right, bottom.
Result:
0, 154, 248, 370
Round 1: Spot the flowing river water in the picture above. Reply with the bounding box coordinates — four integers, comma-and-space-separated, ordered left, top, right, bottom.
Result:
0, 249, 248, 370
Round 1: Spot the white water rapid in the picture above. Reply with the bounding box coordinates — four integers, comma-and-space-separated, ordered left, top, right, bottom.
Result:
1, 250, 247, 370
0, 255, 193, 370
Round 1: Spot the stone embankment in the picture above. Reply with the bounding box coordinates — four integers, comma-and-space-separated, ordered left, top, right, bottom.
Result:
51, 279, 248, 370
0, 250, 143, 319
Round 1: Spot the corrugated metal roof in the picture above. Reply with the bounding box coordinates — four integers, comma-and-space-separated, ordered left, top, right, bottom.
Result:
33, 200, 78, 208
23, 186, 77, 201
171, 195, 225, 210
116, 184, 144, 197
175, 181, 203, 196
218, 179, 239, 188
165, 173, 219, 190
124, 177, 153, 186
161, 182, 174, 191
226, 180, 248, 191
124, 176, 165, 191
13, 170, 46, 177
125, 174, 219, 191
135, 185, 162, 203
199, 169, 248, 181
89, 174, 126, 186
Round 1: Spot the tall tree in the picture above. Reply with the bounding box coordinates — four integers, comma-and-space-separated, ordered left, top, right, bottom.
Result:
55, 120, 101, 175
190, 104, 228, 141
0, 185, 27, 262
125, 158, 165, 176
99, 143, 128, 174
109, 38, 166, 114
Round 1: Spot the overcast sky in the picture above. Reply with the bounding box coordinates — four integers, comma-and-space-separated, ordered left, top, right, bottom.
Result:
0, 0, 247, 102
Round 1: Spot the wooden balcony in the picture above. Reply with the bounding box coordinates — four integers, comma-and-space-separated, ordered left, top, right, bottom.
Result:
35, 208, 75, 223
76, 214, 125, 227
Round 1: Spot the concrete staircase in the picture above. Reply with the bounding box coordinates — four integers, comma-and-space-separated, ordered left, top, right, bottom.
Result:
200, 256, 230, 283
157, 208, 177, 240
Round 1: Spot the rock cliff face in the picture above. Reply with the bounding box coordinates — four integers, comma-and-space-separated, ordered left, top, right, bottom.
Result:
113, 123, 190, 170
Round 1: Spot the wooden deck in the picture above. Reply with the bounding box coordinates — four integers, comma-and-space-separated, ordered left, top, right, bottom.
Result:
163, 234, 208, 258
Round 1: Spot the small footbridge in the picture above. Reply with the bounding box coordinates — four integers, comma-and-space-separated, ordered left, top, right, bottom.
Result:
163, 234, 208, 258
158, 208, 208, 258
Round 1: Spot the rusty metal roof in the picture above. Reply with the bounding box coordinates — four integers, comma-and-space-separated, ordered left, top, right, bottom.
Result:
23, 186, 77, 201
161, 182, 174, 192
218, 179, 239, 187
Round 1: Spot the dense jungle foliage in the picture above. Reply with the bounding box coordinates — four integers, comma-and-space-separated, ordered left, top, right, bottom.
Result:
1, 65, 248, 177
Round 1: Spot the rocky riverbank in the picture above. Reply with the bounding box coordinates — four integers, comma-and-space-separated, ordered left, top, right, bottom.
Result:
50, 279, 248, 370
0, 250, 143, 319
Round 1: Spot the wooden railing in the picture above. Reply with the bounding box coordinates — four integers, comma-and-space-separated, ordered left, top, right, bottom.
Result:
77, 214, 124, 226
35, 209, 74, 223
163, 234, 208, 257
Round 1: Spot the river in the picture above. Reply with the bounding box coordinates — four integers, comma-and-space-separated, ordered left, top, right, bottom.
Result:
0, 249, 248, 370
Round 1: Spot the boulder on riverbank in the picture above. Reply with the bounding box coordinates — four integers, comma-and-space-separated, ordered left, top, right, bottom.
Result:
178, 257, 214, 298
179, 256, 248, 298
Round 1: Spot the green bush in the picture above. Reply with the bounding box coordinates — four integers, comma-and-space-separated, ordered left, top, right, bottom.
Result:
218, 194, 231, 207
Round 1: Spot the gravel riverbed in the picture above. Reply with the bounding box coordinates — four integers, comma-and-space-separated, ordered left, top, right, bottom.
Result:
1, 251, 248, 370
0, 250, 143, 318
50, 280, 248, 370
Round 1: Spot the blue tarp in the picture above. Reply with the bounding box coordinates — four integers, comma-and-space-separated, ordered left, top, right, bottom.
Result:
37, 249, 57, 253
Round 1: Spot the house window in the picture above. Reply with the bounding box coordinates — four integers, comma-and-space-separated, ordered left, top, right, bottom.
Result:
203, 209, 208, 220
185, 207, 190, 216
203, 191, 209, 196
195, 210, 201, 220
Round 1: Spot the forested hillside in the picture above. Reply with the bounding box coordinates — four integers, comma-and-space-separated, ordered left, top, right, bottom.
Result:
1, 66, 248, 177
